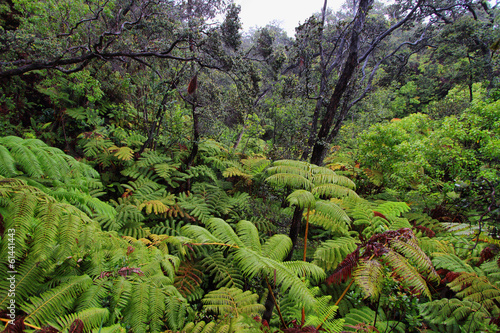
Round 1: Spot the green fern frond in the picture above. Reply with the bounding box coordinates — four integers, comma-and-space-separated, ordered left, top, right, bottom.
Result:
51, 307, 110, 332
74, 278, 111, 312
312, 172, 356, 189
123, 281, 150, 333
448, 272, 500, 309
202, 287, 265, 317
166, 295, 190, 331
223, 166, 252, 179
205, 218, 245, 248
22, 275, 93, 327
200, 252, 244, 289
432, 253, 476, 273
234, 248, 322, 308
0, 257, 46, 308
354, 259, 384, 299
0, 145, 18, 177
312, 183, 358, 199
420, 298, 491, 332
265, 173, 313, 190
313, 237, 358, 270
287, 190, 316, 209
308, 200, 351, 234
236, 220, 262, 253
261, 234, 292, 262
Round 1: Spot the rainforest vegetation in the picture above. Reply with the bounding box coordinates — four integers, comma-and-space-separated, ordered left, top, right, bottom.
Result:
0, 0, 500, 332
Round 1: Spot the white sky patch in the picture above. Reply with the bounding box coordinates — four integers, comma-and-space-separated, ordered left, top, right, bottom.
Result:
233, 0, 345, 37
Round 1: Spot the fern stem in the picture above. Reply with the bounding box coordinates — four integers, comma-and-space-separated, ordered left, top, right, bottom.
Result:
302, 206, 311, 262
265, 276, 286, 328
0, 318, 41, 330
301, 206, 311, 326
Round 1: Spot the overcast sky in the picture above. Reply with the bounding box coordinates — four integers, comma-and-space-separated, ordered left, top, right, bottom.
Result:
233, 0, 345, 37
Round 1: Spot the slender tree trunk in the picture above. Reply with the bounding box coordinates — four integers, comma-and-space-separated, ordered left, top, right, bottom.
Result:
301, 0, 328, 161
262, 205, 304, 323
309, 0, 374, 166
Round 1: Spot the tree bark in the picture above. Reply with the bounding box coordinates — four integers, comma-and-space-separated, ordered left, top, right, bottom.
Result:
309, 0, 373, 166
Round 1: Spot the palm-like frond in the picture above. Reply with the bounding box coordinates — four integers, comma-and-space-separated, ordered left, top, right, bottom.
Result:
265, 173, 313, 190
354, 259, 384, 299
313, 237, 358, 271
236, 220, 262, 253
308, 200, 351, 234
419, 299, 490, 332
51, 307, 110, 332
383, 250, 432, 299
287, 190, 316, 209
202, 287, 265, 317
21, 275, 93, 327
261, 234, 292, 261
390, 239, 440, 283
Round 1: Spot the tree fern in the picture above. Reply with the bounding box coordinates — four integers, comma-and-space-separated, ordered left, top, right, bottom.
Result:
202, 287, 265, 317
183, 218, 325, 308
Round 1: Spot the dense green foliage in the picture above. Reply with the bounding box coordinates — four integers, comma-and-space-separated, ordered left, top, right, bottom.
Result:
0, 0, 500, 332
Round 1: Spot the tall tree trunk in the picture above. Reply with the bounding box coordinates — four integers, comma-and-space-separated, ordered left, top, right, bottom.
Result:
309, 0, 374, 166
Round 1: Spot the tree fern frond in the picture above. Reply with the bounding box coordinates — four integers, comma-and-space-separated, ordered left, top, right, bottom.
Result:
200, 252, 244, 289
315, 238, 358, 271
448, 272, 500, 309
261, 234, 292, 262
287, 190, 316, 209
376, 201, 410, 217
202, 287, 265, 317
0, 145, 18, 177
236, 220, 261, 253
22, 275, 93, 327
265, 173, 313, 190
390, 239, 440, 283
432, 254, 476, 273
0, 257, 46, 308
205, 218, 245, 248
234, 248, 320, 308
74, 278, 111, 312
223, 166, 251, 179
149, 285, 167, 333
166, 295, 190, 331
312, 172, 356, 189
309, 200, 351, 234
312, 184, 358, 199
124, 281, 149, 333
420, 298, 490, 332
51, 307, 110, 332
383, 250, 432, 299
354, 259, 384, 299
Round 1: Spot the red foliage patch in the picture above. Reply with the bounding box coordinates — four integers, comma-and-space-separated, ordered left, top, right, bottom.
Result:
326, 248, 359, 285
